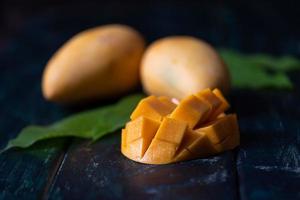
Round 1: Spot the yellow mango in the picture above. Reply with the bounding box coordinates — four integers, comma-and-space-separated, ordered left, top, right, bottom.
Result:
196, 114, 239, 144
130, 96, 174, 122
43, 24, 145, 104
140, 36, 230, 100
170, 95, 211, 128
125, 116, 160, 157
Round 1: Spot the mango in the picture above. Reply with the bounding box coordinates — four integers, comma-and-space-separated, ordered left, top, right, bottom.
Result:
42, 24, 145, 104
141, 36, 230, 100
121, 88, 239, 165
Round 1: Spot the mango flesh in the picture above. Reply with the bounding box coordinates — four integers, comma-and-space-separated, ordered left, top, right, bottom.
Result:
130, 96, 175, 122
170, 95, 211, 128
141, 36, 230, 100
121, 88, 239, 164
43, 24, 145, 104
125, 116, 160, 158
195, 114, 239, 144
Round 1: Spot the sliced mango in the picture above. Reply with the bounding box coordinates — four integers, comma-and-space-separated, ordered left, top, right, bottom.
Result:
121, 88, 240, 165
196, 114, 239, 144
130, 96, 174, 122
170, 95, 211, 128
125, 116, 160, 158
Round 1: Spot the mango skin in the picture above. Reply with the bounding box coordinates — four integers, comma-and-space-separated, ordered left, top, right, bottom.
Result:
42, 24, 145, 104
140, 36, 230, 100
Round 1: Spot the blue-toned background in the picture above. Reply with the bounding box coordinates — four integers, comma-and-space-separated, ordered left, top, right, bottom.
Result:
0, 1, 299, 199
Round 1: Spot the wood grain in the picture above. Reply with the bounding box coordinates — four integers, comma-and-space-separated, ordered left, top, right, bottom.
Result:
231, 91, 300, 200
47, 135, 239, 200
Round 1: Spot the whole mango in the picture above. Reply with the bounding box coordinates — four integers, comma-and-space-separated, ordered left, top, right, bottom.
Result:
140, 36, 230, 100
42, 24, 145, 104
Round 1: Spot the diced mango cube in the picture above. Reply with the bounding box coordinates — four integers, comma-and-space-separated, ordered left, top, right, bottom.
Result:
125, 116, 160, 157
155, 117, 187, 145
130, 96, 174, 122
173, 148, 194, 162
174, 129, 217, 162
170, 95, 211, 128
127, 138, 144, 160
195, 114, 239, 145
208, 88, 230, 120
142, 139, 178, 164
213, 126, 240, 152
195, 88, 222, 119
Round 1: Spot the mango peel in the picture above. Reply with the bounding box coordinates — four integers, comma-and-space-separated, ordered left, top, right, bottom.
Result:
121, 88, 240, 164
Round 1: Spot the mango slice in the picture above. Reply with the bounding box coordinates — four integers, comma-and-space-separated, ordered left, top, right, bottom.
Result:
121, 88, 240, 165
130, 96, 175, 122
170, 95, 211, 128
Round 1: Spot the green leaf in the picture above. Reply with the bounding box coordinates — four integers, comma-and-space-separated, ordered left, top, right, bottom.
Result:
219, 49, 300, 89
2, 94, 144, 152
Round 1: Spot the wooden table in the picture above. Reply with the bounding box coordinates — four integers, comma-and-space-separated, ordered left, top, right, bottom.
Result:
0, 1, 299, 199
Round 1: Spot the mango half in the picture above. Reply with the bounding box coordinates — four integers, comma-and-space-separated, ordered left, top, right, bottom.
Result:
121, 88, 240, 164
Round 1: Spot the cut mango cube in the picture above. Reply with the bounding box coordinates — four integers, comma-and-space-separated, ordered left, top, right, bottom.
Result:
174, 130, 217, 162
130, 96, 174, 122
125, 116, 160, 158
121, 88, 240, 165
213, 126, 240, 152
142, 139, 178, 164
170, 95, 211, 128
155, 117, 187, 145
196, 114, 239, 144
208, 88, 230, 120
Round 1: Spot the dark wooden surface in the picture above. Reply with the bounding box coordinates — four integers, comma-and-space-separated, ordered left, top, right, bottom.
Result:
0, 1, 299, 199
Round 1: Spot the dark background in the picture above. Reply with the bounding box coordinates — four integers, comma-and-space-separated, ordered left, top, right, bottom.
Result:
1, 0, 300, 55
0, 1, 299, 199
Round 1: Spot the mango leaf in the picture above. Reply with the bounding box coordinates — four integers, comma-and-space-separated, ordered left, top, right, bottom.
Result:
2, 94, 144, 152
219, 49, 300, 89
